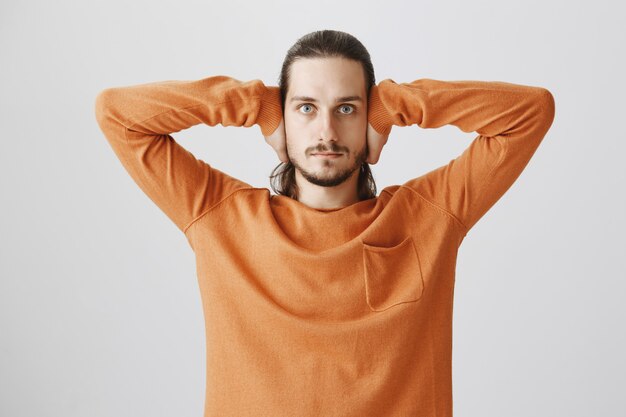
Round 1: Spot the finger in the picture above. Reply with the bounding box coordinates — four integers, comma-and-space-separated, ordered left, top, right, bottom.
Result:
365, 150, 377, 165
280, 148, 289, 163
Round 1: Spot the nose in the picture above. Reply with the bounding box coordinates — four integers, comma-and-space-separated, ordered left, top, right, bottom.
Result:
318, 111, 339, 142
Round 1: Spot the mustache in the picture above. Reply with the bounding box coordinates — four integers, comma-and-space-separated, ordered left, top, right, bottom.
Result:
310, 145, 344, 153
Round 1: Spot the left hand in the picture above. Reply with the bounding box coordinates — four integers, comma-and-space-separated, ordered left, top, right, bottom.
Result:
365, 122, 389, 165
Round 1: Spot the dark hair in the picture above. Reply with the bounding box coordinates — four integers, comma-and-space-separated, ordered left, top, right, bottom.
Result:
269, 29, 377, 201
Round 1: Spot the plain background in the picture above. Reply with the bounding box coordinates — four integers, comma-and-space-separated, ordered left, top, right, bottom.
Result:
1, 0, 624, 416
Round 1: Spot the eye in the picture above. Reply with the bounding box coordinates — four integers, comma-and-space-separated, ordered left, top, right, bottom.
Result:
339, 104, 355, 114
297, 103, 356, 115
298, 104, 314, 114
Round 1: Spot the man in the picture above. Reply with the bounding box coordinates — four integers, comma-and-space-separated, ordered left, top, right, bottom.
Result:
95, 30, 555, 417
265, 54, 380, 209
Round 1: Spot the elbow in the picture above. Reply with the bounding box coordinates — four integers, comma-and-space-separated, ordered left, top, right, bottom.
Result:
537, 87, 556, 127
94, 88, 119, 128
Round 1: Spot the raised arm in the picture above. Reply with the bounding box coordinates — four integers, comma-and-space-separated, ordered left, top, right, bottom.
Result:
94, 75, 283, 234
367, 78, 555, 234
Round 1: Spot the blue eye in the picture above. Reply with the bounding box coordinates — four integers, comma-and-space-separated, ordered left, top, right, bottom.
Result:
339, 105, 354, 114
298, 104, 355, 115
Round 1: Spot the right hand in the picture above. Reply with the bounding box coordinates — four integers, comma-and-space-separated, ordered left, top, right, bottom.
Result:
264, 118, 289, 163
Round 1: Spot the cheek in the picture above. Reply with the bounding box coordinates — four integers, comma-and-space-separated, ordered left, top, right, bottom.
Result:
284, 117, 309, 150
284, 130, 303, 155
285, 113, 307, 132
284, 117, 302, 142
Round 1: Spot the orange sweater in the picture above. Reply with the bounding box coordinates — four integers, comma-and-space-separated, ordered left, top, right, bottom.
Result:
94, 75, 555, 416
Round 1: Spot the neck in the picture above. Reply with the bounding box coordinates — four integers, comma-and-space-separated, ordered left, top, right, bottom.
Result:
294, 169, 360, 210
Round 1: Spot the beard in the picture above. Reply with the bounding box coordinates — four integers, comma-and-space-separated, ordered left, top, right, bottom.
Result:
290, 142, 368, 188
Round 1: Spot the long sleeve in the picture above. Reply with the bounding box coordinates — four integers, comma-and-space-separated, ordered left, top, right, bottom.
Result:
367, 78, 556, 234
94, 75, 283, 234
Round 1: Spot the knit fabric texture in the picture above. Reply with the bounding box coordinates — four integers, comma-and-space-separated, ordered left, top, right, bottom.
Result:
95, 74, 555, 417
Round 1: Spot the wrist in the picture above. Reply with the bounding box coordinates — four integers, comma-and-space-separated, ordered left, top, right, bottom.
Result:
367, 83, 394, 135
257, 86, 283, 136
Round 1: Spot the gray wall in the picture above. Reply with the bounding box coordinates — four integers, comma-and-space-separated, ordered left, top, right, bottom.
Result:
1, 0, 623, 416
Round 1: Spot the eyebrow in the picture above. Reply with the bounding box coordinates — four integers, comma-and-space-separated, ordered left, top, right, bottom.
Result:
290, 95, 363, 103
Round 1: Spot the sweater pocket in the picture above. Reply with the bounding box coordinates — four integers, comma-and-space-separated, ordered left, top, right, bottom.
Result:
362, 236, 425, 312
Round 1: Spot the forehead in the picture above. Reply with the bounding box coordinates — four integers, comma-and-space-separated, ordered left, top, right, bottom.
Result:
288, 56, 366, 99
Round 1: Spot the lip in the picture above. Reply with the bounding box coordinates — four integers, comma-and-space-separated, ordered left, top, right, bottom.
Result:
312, 152, 342, 157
